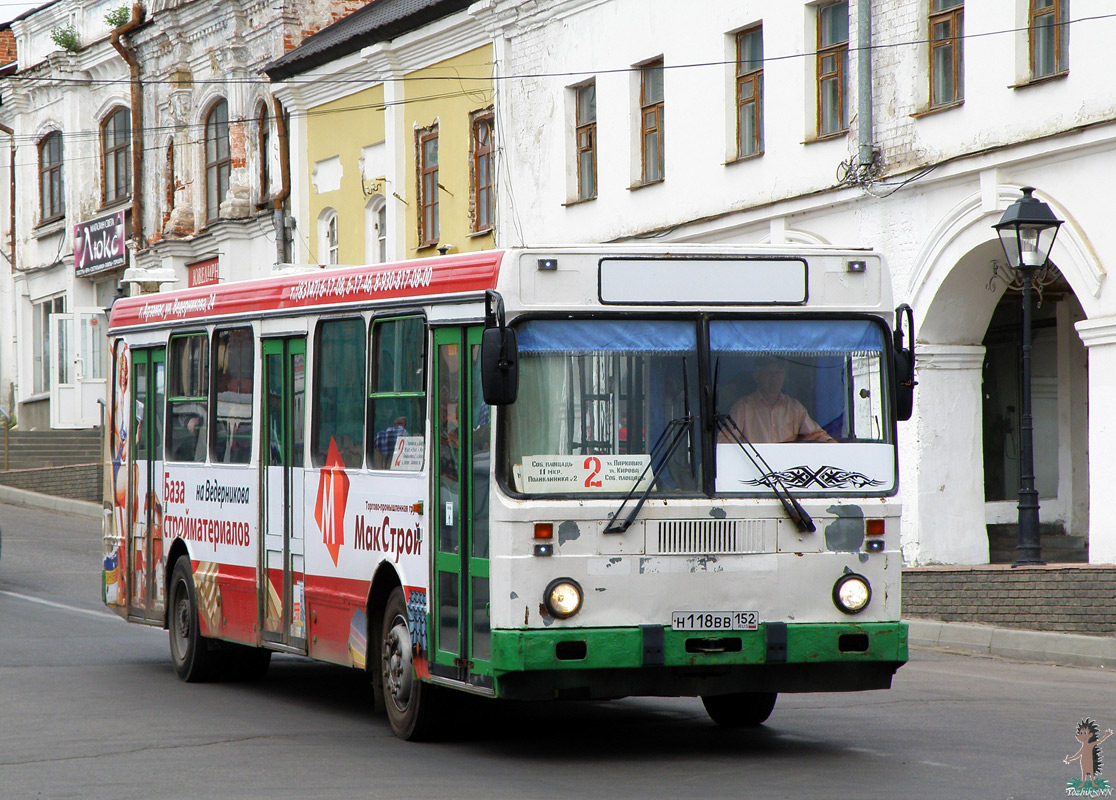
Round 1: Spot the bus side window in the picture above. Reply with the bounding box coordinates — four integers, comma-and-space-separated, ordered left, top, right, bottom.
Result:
167, 333, 209, 462
212, 327, 254, 465
312, 318, 366, 469
368, 316, 426, 470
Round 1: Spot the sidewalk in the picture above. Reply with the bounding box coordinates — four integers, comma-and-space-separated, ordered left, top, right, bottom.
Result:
907, 618, 1116, 669
3, 484, 1112, 669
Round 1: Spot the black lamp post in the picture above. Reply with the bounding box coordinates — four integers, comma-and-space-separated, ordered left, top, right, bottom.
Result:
992, 187, 1063, 567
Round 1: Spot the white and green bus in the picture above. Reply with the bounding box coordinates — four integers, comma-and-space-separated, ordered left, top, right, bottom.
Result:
104, 245, 915, 740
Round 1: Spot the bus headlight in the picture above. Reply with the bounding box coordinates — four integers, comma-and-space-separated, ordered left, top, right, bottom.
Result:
544, 578, 583, 619
832, 573, 871, 614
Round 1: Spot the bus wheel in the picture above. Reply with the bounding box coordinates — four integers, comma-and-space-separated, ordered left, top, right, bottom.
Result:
701, 692, 777, 727
168, 557, 219, 683
381, 587, 439, 740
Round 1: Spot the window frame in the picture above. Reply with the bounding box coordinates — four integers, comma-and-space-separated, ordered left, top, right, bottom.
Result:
319, 209, 339, 265
575, 81, 597, 201
639, 59, 665, 184
102, 107, 131, 206
311, 316, 367, 470
816, 1, 849, 138
210, 327, 254, 465
32, 295, 65, 395
471, 112, 494, 233
1030, 0, 1068, 80
365, 195, 387, 264
368, 315, 427, 470
166, 332, 210, 464
929, 1, 964, 108
257, 102, 271, 205
39, 131, 65, 223
735, 26, 764, 159
204, 99, 231, 223
417, 126, 440, 248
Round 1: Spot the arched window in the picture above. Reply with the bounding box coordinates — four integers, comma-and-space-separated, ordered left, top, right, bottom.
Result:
39, 131, 64, 221
205, 99, 230, 222
102, 107, 131, 204
365, 195, 387, 264
319, 208, 339, 265
257, 102, 270, 202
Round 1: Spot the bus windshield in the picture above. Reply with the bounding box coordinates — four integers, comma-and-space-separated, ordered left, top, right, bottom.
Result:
503, 316, 895, 497
505, 319, 702, 496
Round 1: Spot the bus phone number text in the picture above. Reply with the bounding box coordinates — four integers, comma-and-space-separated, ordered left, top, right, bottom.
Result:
671, 611, 759, 631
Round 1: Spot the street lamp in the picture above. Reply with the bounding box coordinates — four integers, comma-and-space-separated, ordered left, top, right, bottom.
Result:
992, 187, 1063, 567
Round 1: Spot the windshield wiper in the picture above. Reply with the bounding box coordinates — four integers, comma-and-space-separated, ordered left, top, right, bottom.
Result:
715, 413, 816, 534
603, 415, 693, 534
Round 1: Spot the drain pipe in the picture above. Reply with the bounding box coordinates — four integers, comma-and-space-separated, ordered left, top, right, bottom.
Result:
0, 121, 13, 272
270, 95, 291, 264
856, 0, 873, 169
110, 3, 146, 250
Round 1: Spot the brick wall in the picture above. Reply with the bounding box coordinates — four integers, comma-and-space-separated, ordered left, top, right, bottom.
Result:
0, 464, 102, 503
903, 566, 1116, 635
0, 29, 16, 65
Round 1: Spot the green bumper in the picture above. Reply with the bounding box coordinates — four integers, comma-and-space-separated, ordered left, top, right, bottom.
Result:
491, 621, 908, 673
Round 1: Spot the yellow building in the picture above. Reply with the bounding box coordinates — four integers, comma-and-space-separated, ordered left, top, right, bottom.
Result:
267, 2, 496, 266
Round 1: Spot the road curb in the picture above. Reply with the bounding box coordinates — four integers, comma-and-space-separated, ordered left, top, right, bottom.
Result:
907, 618, 1116, 669
0, 485, 103, 522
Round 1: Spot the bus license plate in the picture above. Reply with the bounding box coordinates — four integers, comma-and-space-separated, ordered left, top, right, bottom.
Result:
671, 611, 759, 631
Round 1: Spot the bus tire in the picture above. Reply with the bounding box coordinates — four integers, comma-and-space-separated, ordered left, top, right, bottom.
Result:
381, 587, 440, 740
168, 556, 220, 683
701, 691, 777, 727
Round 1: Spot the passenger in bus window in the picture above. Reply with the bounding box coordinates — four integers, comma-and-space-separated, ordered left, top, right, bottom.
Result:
723, 357, 834, 443
373, 416, 408, 468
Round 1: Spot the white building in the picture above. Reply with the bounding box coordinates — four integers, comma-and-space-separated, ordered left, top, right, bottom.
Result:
480, 0, 1114, 565
0, 0, 362, 430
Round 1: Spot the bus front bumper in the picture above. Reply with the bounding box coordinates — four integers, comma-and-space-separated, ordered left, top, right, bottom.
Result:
489, 621, 907, 701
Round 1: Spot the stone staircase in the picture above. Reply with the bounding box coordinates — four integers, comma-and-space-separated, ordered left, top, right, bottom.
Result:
987, 522, 1088, 564
0, 429, 104, 503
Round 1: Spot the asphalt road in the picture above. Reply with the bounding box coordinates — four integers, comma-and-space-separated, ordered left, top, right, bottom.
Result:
1, 501, 1114, 799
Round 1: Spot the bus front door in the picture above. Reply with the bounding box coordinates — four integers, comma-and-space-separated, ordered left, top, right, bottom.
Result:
431, 326, 492, 689
128, 347, 165, 624
261, 337, 308, 651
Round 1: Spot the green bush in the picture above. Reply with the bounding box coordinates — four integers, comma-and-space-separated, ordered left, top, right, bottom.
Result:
50, 24, 81, 52
105, 6, 130, 29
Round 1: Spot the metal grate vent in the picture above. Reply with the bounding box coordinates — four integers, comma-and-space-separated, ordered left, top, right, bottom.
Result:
651, 519, 774, 555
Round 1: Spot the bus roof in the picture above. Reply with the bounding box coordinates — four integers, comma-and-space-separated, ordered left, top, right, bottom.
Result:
108, 250, 505, 332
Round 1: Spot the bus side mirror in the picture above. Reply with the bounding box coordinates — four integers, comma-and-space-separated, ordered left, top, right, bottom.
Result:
481, 290, 518, 406
481, 326, 518, 406
893, 303, 917, 422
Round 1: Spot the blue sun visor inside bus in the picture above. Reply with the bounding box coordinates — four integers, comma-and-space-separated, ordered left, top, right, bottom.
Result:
517, 319, 697, 353
708, 319, 885, 354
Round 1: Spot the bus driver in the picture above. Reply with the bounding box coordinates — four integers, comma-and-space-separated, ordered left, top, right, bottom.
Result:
723, 356, 835, 444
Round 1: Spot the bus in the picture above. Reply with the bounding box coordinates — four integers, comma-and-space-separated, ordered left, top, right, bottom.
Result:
103, 245, 916, 740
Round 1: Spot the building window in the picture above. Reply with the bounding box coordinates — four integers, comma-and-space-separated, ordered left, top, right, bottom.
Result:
32, 295, 65, 395
735, 26, 764, 158
102, 108, 131, 205
205, 99, 231, 222
472, 112, 494, 233
575, 82, 597, 201
366, 196, 387, 264
258, 103, 271, 203
817, 1, 849, 137
417, 127, 439, 247
164, 141, 175, 222
1031, 0, 1068, 79
640, 59, 665, 183
930, 1, 964, 107
39, 131, 64, 222
319, 209, 339, 265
